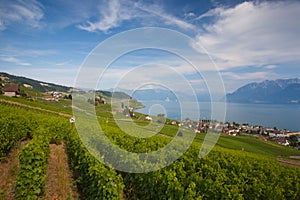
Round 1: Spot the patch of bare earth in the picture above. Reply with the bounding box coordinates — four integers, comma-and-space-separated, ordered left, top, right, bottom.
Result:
45, 143, 79, 200
277, 157, 300, 167
0, 140, 29, 200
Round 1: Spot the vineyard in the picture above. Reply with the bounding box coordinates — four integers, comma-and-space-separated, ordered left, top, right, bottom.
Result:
0, 100, 300, 199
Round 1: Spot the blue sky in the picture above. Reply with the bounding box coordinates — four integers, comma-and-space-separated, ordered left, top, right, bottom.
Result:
1, 0, 300, 94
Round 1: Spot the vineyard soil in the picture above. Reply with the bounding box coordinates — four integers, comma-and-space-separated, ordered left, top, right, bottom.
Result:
45, 143, 80, 200
0, 140, 29, 199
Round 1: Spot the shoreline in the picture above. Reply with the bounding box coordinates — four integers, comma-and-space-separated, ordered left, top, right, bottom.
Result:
135, 100, 300, 132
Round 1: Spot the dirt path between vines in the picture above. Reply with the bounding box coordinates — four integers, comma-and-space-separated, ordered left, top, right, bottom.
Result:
45, 143, 79, 200
0, 140, 29, 200
277, 157, 300, 167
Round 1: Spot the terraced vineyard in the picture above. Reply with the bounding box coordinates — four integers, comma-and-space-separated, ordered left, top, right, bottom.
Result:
0, 99, 299, 199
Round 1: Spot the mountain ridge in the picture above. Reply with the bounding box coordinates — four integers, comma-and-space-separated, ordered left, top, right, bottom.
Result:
227, 78, 300, 104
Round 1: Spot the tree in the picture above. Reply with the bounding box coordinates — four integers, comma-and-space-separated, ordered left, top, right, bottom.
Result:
157, 113, 165, 124
157, 113, 165, 118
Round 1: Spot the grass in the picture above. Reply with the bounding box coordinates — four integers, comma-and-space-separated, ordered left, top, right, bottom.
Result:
193, 133, 300, 159
216, 135, 300, 158
0, 95, 72, 115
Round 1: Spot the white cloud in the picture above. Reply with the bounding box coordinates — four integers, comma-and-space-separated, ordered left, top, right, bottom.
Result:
77, 0, 131, 33
222, 71, 270, 81
1, 57, 31, 66
77, 0, 197, 33
184, 12, 196, 18
195, 1, 300, 69
135, 2, 196, 31
0, 0, 44, 30
0, 46, 59, 60
264, 65, 277, 70
96, 63, 200, 93
55, 60, 72, 66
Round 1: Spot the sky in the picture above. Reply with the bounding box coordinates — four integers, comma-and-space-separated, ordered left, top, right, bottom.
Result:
1, 0, 300, 94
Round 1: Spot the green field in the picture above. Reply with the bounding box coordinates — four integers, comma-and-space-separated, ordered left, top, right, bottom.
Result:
192, 133, 300, 158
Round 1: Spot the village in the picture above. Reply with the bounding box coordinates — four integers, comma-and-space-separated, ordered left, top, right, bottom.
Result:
121, 102, 300, 149
174, 117, 300, 149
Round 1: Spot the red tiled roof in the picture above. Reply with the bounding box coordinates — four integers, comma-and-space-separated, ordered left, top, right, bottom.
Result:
3, 83, 20, 92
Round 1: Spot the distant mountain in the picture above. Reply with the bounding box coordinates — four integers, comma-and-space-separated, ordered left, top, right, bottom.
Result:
227, 78, 300, 104
131, 89, 177, 101
0, 72, 72, 92
129, 89, 211, 102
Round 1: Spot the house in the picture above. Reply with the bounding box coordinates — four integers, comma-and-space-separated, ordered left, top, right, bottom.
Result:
195, 120, 207, 133
42, 96, 56, 101
228, 129, 239, 136
3, 83, 20, 97
277, 138, 290, 146
0, 76, 9, 81
145, 116, 152, 121
23, 84, 33, 88
171, 121, 177, 125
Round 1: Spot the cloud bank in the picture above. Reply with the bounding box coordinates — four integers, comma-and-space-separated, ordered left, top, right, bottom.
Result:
0, 0, 44, 31
1, 57, 31, 66
196, 1, 300, 69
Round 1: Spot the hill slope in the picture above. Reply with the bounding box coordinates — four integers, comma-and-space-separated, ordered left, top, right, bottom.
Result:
0, 72, 133, 101
227, 78, 300, 104
130, 89, 211, 102
0, 72, 72, 92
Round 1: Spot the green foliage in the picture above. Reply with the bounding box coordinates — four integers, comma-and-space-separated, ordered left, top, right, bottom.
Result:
0, 103, 36, 157
93, 114, 300, 199
0, 95, 73, 115
66, 130, 124, 199
122, 145, 300, 199
15, 131, 50, 199
1, 99, 300, 199
0, 101, 71, 158
0, 101, 71, 199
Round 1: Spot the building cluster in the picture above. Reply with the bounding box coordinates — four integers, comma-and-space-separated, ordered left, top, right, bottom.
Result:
42, 91, 71, 101
176, 118, 300, 148
0, 80, 72, 101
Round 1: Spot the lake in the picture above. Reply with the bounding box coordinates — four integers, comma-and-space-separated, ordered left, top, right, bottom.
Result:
137, 100, 300, 132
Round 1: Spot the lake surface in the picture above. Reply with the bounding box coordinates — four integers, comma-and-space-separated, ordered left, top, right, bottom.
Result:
137, 100, 300, 132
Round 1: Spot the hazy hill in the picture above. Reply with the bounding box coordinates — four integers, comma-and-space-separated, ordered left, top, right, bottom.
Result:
0, 72, 133, 100
227, 78, 300, 104
131, 89, 177, 101
96, 90, 131, 99
0, 72, 72, 92
129, 89, 211, 102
